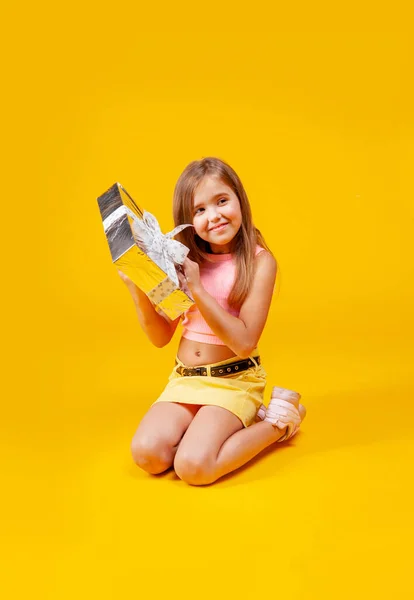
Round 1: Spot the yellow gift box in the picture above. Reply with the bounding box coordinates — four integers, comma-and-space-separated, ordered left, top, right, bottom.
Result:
97, 182, 194, 320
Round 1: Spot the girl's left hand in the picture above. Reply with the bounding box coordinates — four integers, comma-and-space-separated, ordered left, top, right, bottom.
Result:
183, 257, 202, 294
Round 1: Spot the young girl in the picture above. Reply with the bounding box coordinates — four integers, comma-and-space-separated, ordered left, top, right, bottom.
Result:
118, 157, 306, 486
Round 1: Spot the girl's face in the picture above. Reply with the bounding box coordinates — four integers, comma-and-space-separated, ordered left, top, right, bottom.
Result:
192, 175, 242, 254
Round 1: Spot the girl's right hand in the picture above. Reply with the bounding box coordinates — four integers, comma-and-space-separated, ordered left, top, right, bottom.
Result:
117, 269, 138, 291
117, 269, 131, 283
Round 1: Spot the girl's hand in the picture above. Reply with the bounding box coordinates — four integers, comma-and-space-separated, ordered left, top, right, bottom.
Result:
183, 257, 202, 294
117, 269, 138, 291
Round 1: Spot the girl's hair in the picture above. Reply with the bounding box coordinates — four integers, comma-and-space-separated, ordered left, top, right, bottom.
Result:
173, 156, 277, 310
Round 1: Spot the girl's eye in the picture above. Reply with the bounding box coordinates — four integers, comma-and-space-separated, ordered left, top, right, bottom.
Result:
194, 198, 227, 215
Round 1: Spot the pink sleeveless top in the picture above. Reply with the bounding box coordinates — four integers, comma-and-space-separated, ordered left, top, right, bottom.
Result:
181, 245, 266, 345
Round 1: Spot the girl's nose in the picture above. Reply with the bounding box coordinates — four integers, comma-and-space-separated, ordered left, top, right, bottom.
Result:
207, 207, 220, 220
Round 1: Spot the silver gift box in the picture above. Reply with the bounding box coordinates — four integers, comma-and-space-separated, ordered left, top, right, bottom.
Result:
97, 182, 194, 320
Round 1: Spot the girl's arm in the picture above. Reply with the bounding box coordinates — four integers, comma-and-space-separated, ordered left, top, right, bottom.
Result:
185, 252, 277, 359
118, 271, 180, 347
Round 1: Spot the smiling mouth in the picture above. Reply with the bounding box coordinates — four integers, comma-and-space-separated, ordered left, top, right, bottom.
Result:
209, 223, 228, 232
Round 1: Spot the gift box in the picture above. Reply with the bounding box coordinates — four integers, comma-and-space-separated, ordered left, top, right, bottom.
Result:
97, 182, 194, 320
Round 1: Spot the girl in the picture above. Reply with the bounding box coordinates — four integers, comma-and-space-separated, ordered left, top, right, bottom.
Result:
119, 157, 306, 486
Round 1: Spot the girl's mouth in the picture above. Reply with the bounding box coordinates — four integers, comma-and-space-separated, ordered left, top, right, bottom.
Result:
210, 223, 228, 232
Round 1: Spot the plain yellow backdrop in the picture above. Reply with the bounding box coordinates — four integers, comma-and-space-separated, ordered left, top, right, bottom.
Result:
1, 2, 413, 598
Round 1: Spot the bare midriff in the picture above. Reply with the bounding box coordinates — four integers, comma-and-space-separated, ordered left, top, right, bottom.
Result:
177, 337, 237, 367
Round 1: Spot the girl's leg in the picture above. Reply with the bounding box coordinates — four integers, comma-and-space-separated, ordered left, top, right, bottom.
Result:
174, 403, 304, 485
131, 402, 201, 474
215, 419, 300, 476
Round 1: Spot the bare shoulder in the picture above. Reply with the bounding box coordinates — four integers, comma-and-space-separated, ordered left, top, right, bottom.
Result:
236, 250, 277, 351
255, 249, 277, 277
239, 251, 277, 313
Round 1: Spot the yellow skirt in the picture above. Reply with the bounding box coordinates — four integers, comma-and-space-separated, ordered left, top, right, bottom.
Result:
151, 349, 267, 428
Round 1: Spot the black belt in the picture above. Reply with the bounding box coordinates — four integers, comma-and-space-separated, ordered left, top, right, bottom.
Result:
175, 356, 261, 377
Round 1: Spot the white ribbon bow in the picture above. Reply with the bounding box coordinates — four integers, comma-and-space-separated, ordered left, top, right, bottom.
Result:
125, 207, 193, 287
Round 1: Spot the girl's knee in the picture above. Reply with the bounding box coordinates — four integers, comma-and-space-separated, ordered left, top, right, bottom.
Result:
131, 435, 174, 474
174, 451, 217, 486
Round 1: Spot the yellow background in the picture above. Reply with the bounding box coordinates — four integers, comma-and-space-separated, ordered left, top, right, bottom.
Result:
1, 2, 413, 598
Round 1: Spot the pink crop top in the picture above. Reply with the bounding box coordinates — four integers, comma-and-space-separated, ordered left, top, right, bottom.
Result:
181, 245, 266, 345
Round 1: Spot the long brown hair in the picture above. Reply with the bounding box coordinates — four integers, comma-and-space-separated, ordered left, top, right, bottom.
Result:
173, 157, 277, 310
